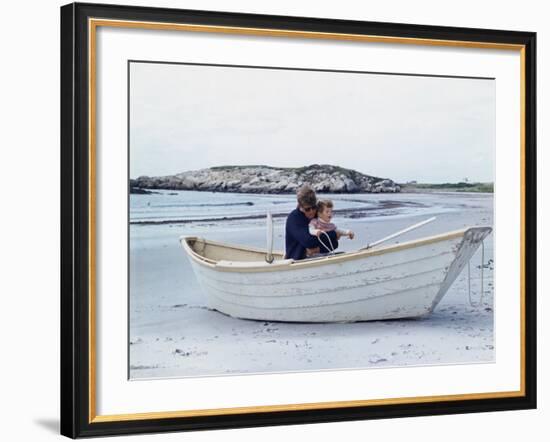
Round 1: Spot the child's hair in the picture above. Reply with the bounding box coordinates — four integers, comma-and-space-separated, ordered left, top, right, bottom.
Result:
317, 199, 334, 213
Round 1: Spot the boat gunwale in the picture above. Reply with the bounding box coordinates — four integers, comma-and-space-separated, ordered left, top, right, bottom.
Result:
180, 227, 488, 273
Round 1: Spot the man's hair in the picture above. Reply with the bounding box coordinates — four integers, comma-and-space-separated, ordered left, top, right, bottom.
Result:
296, 185, 317, 208
317, 199, 334, 213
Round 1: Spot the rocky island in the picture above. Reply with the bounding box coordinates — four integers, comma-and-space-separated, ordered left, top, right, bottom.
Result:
130, 164, 400, 194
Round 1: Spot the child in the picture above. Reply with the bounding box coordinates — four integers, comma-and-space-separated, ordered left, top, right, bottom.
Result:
309, 200, 354, 252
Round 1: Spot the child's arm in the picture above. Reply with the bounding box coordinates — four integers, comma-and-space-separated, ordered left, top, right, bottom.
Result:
337, 228, 355, 239
309, 219, 322, 237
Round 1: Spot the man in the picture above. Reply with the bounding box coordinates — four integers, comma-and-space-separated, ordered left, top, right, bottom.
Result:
284, 185, 339, 260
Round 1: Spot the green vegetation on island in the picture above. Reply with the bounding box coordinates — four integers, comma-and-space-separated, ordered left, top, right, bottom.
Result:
401, 182, 494, 193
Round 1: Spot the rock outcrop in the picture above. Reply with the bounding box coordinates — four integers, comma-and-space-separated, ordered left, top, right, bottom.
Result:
130, 164, 400, 194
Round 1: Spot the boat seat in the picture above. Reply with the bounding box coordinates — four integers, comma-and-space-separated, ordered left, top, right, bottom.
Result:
303, 251, 346, 261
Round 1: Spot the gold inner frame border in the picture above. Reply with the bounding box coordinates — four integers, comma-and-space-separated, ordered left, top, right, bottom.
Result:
87, 17, 527, 424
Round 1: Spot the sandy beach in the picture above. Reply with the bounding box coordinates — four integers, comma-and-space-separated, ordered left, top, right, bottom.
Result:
129, 191, 494, 380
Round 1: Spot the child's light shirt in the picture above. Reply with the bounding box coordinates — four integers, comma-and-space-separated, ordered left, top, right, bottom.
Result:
309, 218, 350, 236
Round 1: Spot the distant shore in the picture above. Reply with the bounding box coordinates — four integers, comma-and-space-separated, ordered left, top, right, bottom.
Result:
130, 164, 401, 194
131, 164, 492, 195
400, 182, 493, 193
130, 184, 493, 196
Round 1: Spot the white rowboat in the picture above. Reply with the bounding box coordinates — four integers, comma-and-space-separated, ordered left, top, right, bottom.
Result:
180, 226, 491, 323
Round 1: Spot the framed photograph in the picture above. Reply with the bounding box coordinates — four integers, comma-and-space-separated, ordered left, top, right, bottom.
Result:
60, 2, 536, 438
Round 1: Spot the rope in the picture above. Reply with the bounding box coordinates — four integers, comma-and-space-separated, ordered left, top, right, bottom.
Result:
468, 259, 471, 304
481, 240, 485, 303
318, 231, 336, 254
468, 239, 486, 308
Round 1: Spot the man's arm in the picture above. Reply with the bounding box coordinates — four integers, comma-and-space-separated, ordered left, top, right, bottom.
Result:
288, 217, 323, 249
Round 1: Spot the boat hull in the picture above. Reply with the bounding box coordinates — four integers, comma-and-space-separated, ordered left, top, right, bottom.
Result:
181, 227, 491, 323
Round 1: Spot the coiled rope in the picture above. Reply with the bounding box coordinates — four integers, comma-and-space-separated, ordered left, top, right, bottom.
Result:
468, 240, 486, 307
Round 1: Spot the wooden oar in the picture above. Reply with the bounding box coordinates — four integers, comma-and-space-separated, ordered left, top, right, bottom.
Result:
361, 216, 437, 250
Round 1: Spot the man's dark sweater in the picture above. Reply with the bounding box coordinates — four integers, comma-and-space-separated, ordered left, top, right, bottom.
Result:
284, 208, 338, 260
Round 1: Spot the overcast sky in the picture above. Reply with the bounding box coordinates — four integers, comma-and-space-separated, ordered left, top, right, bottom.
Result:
129, 62, 495, 183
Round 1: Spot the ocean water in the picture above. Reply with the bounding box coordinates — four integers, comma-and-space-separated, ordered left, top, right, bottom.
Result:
129, 190, 490, 225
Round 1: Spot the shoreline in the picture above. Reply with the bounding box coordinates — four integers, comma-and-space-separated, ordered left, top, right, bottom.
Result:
129, 190, 493, 225
131, 186, 494, 195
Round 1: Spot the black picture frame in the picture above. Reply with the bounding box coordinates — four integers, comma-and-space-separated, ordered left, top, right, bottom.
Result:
60, 2, 537, 438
